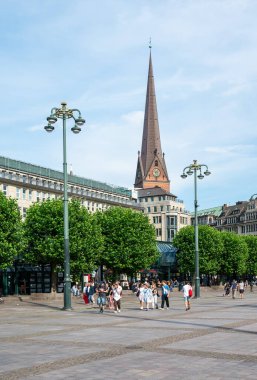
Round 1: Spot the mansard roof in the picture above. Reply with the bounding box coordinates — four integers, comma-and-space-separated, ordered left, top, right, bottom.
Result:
193, 206, 223, 217
137, 186, 177, 198
0, 155, 131, 197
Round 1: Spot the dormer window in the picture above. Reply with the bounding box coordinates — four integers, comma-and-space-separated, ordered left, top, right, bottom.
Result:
155, 160, 158, 166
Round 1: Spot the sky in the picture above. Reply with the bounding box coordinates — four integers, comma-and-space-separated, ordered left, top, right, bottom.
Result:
0, 0, 257, 212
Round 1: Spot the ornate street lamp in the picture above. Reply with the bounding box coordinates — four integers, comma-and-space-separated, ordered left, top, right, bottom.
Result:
44, 102, 85, 310
181, 160, 211, 298
249, 194, 257, 202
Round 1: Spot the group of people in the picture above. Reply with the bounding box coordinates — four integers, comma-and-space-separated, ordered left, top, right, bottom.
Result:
82, 281, 123, 313
74, 279, 193, 314
135, 280, 193, 312
223, 279, 247, 299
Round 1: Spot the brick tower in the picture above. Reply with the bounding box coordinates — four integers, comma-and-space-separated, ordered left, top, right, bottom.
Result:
134, 49, 170, 192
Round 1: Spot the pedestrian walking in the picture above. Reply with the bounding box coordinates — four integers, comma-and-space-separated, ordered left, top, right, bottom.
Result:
231, 280, 237, 299
239, 280, 245, 299
96, 282, 107, 313
182, 281, 192, 311
82, 282, 89, 304
137, 283, 145, 310
160, 280, 170, 310
151, 282, 159, 309
143, 283, 153, 310
113, 281, 122, 313
223, 282, 230, 296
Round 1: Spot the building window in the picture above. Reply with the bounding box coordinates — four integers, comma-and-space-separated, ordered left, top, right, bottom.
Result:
28, 190, 32, 201
36, 192, 40, 202
156, 228, 162, 237
160, 206, 163, 211
147, 207, 151, 212
155, 160, 158, 166
16, 188, 21, 199
151, 197, 154, 202
22, 207, 27, 219
22, 188, 26, 200
154, 206, 157, 212
2, 184, 7, 195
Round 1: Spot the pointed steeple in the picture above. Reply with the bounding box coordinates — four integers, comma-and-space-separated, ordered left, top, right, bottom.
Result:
134, 49, 170, 192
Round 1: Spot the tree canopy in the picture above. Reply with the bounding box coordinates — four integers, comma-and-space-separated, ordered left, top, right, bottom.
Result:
173, 225, 223, 276
0, 191, 23, 269
242, 235, 257, 276
23, 199, 104, 281
96, 207, 159, 277
218, 231, 248, 277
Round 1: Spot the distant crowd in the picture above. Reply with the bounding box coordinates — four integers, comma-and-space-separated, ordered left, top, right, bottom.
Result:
71, 279, 193, 314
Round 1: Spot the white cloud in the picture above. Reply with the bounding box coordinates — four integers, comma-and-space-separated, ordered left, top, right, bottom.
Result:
0, 0, 257, 210
27, 124, 43, 132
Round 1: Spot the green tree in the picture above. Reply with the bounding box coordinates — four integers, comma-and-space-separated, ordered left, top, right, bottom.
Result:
96, 207, 159, 278
23, 199, 103, 290
242, 235, 257, 277
173, 225, 223, 276
220, 231, 248, 277
0, 191, 23, 269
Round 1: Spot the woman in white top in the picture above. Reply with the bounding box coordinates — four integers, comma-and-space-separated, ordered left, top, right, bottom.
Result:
143, 283, 153, 311
239, 280, 245, 299
137, 283, 145, 310
113, 282, 122, 313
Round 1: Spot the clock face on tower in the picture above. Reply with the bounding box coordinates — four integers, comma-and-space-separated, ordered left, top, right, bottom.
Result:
153, 168, 160, 177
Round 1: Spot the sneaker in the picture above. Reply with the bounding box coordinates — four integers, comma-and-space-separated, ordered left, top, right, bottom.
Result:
166, 308, 169, 310
140, 307, 143, 310
160, 308, 164, 310
114, 310, 117, 313
118, 309, 121, 313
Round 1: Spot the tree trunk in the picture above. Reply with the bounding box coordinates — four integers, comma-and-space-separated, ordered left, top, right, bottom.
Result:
51, 264, 57, 294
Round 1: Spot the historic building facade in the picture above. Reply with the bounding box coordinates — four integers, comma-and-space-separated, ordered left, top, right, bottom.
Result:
0, 156, 141, 296
0, 155, 140, 219
134, 49, 191, 241
191, 197, 257, 236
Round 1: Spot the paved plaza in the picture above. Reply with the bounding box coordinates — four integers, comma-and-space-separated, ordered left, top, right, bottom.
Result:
0, 287, 257, 379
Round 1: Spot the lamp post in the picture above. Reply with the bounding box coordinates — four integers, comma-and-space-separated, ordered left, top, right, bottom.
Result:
44, 102, 85, 310
249, 194, 257, 202
181, 160, 211, 298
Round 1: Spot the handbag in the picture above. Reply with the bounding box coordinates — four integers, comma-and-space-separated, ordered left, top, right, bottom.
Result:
189, 288, 193, 298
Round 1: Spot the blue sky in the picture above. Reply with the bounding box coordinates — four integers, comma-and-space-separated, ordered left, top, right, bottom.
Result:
0, 0, 257, 211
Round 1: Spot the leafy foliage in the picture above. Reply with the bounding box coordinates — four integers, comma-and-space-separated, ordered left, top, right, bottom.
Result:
96, 207, 159, 276
173, 225, 223, 275
23, 199, 104, 277
0, 191, 23, 269
218, 232, 248, 277
241, 235, 257, 276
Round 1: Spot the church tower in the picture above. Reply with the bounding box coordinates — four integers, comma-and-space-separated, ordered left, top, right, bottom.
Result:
134, 48, 170, 192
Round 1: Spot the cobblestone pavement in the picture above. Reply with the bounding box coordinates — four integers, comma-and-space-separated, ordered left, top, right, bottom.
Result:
0, 288, 257, 379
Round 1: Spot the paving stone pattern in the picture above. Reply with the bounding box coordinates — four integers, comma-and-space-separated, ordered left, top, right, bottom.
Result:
0, 288, 257, 379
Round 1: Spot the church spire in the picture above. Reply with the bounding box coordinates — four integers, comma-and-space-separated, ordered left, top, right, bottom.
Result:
134, 48, 170, 192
